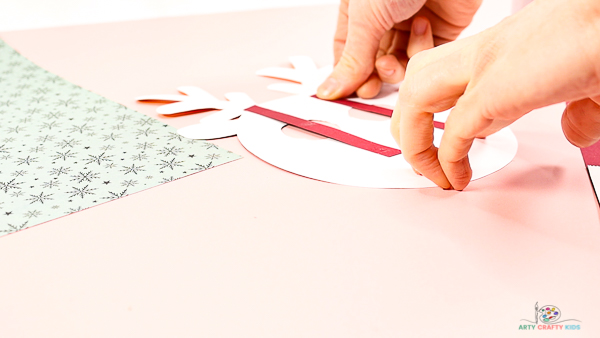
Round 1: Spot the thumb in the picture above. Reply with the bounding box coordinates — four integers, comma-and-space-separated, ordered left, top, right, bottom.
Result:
317, 7, 387, 100
561, 96, 600, 148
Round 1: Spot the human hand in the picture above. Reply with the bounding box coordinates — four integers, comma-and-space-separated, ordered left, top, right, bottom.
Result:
392, 0, 600, 190
316, 0, 482, 100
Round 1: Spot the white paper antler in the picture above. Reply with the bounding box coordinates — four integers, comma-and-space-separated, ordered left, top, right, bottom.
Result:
137, 87, 255, 139
257, 56, 404, 107
256, 56, 333, 95
178, 92, 256, 140
136, 86, 230, 115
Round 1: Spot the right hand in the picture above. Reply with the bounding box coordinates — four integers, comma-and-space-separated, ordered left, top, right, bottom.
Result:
392, 0, 600, 190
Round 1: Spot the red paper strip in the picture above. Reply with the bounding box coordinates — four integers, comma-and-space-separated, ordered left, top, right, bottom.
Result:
245, 105, 402, 157
581, 140, 600, 166
311, 95, 446, 130
329, 98, 394, 117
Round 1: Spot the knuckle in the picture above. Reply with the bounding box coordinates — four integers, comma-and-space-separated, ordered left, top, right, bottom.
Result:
402, 146, 436, 169
397, 80, 416, 107
472, 42, 500, 77
450, 171, 471, 190
450, 0, 483, 23
406, 49, 428, 70
385, 0, 426, 22
398, 70, 430, 110
461, 89, 508, 122
438, 147, 465, 166
439, 156, 472, 190
449, 166, 471, 184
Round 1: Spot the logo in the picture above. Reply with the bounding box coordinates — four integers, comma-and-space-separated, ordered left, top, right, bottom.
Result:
519, 302, 581, 330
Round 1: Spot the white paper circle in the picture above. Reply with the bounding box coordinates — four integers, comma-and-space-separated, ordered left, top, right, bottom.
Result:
236, 95, 518, 188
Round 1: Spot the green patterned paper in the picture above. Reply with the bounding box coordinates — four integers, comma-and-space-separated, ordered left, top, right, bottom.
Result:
0, 39, 241, 236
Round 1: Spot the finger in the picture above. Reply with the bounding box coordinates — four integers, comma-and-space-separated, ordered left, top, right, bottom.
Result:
384, 28, 410, 63
377, 17, 435, 86
437, 70, 531, 190
377, 29, 396, 59
317, 2, 388, 100
385, 22, 451, 59
406, 16, 434, 59
391, 4, 477, 44
373, 30, 405, 84
393, 40, 473, 140
376, 29, 409, 83
356, 72, 383, 99
393, 47, 471, 189
390, 40, 472, 143
333, 0, 350, 65
474, 119, 511, 139
376, 54, 405, 83
403, 35, 474, 77
561, 96, 600, 148
396, 100, 451, 189
437, 94, 494, 191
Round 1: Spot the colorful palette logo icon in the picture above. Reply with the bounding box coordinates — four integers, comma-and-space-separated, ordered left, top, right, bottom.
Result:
538, 305, 561, 323
520, 302, 581, 326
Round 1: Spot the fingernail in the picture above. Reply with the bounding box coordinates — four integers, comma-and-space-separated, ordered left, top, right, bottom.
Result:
317, 77, 339, 99
379, 68, 395, 77
413, 18, 427, 36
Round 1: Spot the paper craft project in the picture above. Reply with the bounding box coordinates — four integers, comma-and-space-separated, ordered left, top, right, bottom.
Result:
0, 39, 240, 237
138, 57, 518, 189
244, 105, 402, 157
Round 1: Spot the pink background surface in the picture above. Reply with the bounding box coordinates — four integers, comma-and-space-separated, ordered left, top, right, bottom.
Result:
1, 5, 599, 337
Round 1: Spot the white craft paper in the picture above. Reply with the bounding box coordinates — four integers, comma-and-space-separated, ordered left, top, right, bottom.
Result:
587, 166, 600, 203
138, 89, 254, 139
256, 56, 332, 95
143, 90, 517, 188
237, 95, 517, 188
137, 86, 251, 115
256, 55, 401, 106
140, 56, 518, 188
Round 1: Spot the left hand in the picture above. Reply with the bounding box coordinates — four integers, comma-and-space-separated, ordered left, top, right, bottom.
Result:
317, 0, 481, 100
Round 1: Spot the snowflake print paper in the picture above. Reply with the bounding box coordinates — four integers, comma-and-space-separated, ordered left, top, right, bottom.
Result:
0, 39, 241, 237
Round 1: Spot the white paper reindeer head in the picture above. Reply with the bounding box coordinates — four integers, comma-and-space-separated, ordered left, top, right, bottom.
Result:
137, 57, 518, 188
